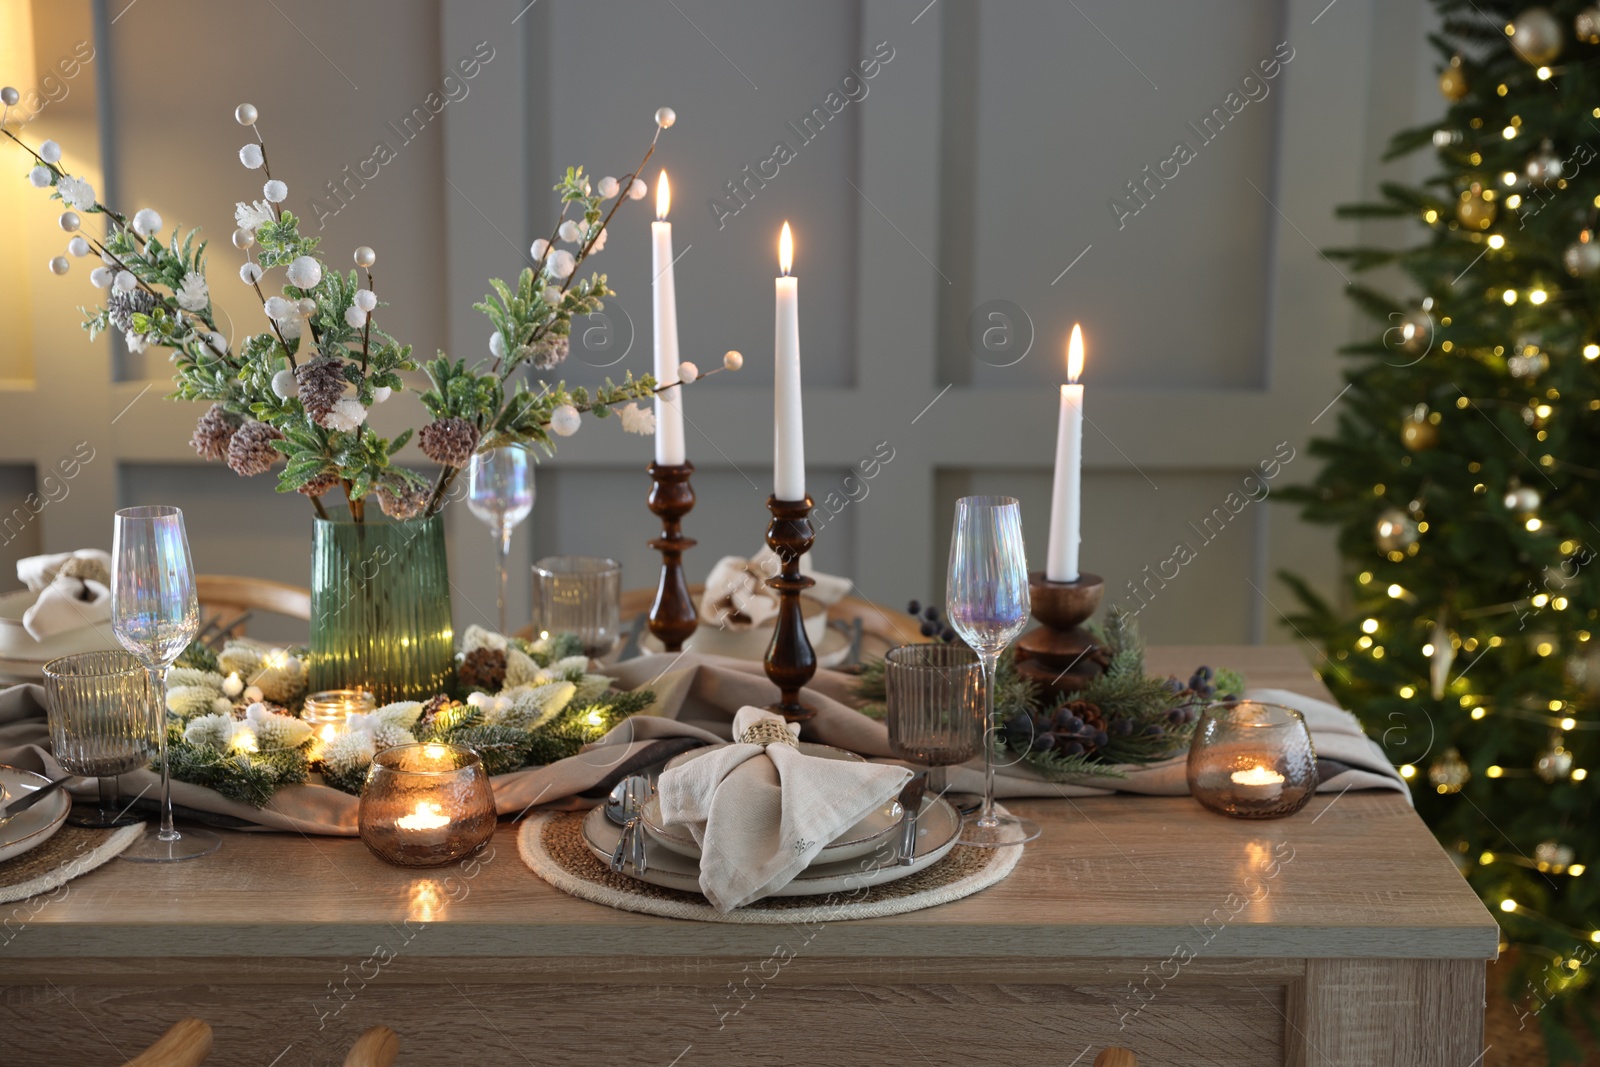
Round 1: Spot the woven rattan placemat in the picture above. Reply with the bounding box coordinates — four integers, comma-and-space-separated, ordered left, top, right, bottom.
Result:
0, 822, 143, 904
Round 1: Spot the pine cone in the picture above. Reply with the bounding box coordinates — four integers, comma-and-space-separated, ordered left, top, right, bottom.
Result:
418, 417, 480, 467
1034, 698, 1111, 758
294, 355, 346, 421
226, 420, 285, 476
373, 481, 426, 520
528, 335, 569, 371
296, 470, 341, 498
1065, 699, 1105, 731
414, 693, 456, 734
459, 647, 507, 690
107, 287, 157, 334
190, 403, 242, 461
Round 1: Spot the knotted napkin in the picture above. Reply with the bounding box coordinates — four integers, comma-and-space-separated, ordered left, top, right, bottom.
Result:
656, 706, 911, 910
698, 547, 853, 631
17, 549, 112, 641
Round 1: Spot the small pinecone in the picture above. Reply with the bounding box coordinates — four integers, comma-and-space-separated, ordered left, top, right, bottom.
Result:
414, 693, 457, 734
107, 287, 157, 333
418, 417, 480, 467
373, 481, 426, 520
1064, 699, 1105, 732
528, 335, 568, 371
459, 647, 507, 690
294, 356, 346, 421
226, 420, 285, 476
190, 403, 243, 461
57, 554, 111, 586
296, 470, 341, 498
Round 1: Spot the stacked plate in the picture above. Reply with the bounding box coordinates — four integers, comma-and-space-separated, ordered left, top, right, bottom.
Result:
0, 767, 73, 862
581, 743, 962, 897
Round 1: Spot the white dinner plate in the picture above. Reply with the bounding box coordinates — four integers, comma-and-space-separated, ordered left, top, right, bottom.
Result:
582, 793, 961, 899
640, 742, 903, 864
0, 766, 72, 863
639, 621, 852, 669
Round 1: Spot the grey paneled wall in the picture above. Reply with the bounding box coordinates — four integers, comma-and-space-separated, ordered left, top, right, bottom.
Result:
0, 0, 1440, 650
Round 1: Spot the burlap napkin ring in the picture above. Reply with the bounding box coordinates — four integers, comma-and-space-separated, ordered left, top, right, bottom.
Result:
739, 720, 800, 749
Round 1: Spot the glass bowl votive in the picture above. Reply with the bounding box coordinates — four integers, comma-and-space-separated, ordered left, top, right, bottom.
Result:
357, 742, 496, 867
1186, 701, 1317, 819
532, 555, 621, 656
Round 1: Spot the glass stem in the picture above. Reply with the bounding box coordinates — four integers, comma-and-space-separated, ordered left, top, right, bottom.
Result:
926, 762, 947, 799
496, 522, 512, 635
148, 665, 178, 842
98, 775, 118, 820
978, 652, 998, 828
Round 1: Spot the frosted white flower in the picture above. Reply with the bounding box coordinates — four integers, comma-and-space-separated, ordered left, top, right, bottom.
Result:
530, 238, 549, 260
67, 236, 90, 257
57, 175, 96, 210
271, 368, 298, 399
321, 398, 368, 433
176, 271, 210, 312
573, 673, 611, 705
546, 249, 575, 279
124, 331, 149, 354
38, 140, 61, 163
549, 403, 581, 437
235, 200, 275, 231
590, 227, 607, 252
465, 691, 494, 711
243, 685, 265, 703
677, 360, 699, 384
372, 701, 424, 729
373, 385, 392, 403
222, 672, 245, 698
548, 655, 591, 681
461, 624, 509, 654
618, 401, 656, 436
28, 165, 51, 188
131, 208, 163, 237
239, 143, 264, 169
244, 702, 312, 749
168, 667, 225, 691
344, 305, 367, 329
89, 267, 113, 288
240, 262, 263, 285
263, 179, 288, 203
113, 270, 136, 292
213, 696, 236, 714
286, 255, 322, 289
353, 288, 377, 312
183, 711, 240, 749
493, 681, 576, 730
542, 286, 562, 306
598, 176, 619, 199
167, 685, 222, 720
627, 177, 647, 200
263, 295, 295, 321
321, 730, 376, 772
371, 724, 416, 751
502, 646, 541, 688
558, 219, 581, 243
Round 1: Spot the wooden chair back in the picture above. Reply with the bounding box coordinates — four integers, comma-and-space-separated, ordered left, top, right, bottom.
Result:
342, 1025, 400, 1067
120, 1017, 212, 1067
196, 574, 311, 640
1094, 1049, 1138, 1067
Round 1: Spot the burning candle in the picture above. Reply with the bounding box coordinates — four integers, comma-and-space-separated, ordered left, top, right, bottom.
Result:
302, 689, 376, 731
1046, 324, 1085, 582
1230, 763, 1286, 801
774, 222, 805, 501
651, 170, 687, 466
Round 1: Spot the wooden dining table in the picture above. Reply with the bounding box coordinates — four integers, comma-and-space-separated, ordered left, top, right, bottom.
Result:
1, 627, 1496, 1067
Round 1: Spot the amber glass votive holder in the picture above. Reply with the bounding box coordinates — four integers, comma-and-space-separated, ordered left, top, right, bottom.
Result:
358, 742, 496, 867
1186, 701, 1317, 819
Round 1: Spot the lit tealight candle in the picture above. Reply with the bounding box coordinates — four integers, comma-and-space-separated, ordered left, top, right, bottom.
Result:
1230, 763, 1286, 801
302, 689, 376, 731
397, 800, 451, 832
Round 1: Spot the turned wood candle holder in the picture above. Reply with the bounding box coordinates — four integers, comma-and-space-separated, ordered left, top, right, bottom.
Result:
1013, 572, 1106, 700
646, 461, 698, 653
762, 495, 818, 725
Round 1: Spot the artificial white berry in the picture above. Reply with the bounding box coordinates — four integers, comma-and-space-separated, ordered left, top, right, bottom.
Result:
58, 211, 80, 232
0, 87, 17, 106
656, 107, 676, 128
530, 238, 549, 260
263, 179, 287, 203
373, 385, 392, 403
90, 267, 113, 288
547, 249, 575, 279
550, 404, 581, 437
132, 208, 162, 237
39, 140, 61, 164
353, 246, 376, 268
68, 236, 90, 257
113, 270, 136, 291
264, 296, 295, 320
598, 176, 619, 199
271, 368, 298, 399
344, 306, 367, 329
240, 262, 263, 285
677, 361, 699, 384
490, 332, 506, 359
47, 256, 69, 276
27, 165, 50, 188
232, 228, 255, 250
558, 220, 581, 243
723, 350, 744, 371
627, 178, 647, 200
286, 255, 322, 289
295, 297, 317, 318
202, 331, 227, 353
353, 289, 377, 312
239, 143, 264, 169
243, 685, 264, 703
235, 103, 258, 126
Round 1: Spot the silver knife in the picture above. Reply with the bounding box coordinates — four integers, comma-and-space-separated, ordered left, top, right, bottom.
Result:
0, 775, 74, 821
896, 775, 927, 866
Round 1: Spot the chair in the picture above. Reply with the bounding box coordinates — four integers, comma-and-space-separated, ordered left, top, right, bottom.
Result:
195, 574, 311, 641
1094, 1049, 1137, 1067
341, 1025, 400, 1067
120, 1018, 211, 1067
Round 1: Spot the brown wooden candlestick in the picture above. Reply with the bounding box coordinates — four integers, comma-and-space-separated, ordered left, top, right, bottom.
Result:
1013, 571, 1106, 700
762, 495, 817, 724
646, 462, 698, 652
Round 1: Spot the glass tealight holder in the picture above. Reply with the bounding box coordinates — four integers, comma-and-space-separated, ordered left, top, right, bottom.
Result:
302, 689, 376, 733
358, 742, 496, 867
1186, 701, 1317, 819
532, 555, 621, 657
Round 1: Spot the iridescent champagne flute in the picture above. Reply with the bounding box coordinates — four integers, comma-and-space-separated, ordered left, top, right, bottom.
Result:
467, 445, 536, 635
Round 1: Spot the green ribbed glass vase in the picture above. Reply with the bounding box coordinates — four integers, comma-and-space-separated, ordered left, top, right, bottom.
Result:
309, 508, 454, 704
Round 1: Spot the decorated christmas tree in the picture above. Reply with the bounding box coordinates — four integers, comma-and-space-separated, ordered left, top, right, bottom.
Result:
1283, 2, 1600, 1056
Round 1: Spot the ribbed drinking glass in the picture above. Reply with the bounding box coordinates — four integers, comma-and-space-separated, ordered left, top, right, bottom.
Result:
532, 556, 621, 657
42, 651, 154, 828
885, 642, 984, 799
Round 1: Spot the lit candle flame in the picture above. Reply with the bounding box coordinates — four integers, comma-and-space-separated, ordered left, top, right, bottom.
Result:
1067, 323, 1085, 384
1231, 764, 1285, 786
397, 800, 450, 831
778, 221, 793, 276
656, 169, 670, 220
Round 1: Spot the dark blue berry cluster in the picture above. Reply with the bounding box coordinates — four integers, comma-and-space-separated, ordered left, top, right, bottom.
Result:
905, 600, 958, 643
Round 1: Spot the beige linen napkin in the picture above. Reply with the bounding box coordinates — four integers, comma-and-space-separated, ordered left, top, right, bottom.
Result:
698, 547, 853, 630
17, 549, 112, 640
657, 706, 911, 910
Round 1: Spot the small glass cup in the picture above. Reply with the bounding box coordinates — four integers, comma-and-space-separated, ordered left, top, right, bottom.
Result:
42, 651, 156, 828
532, 556, 621, 657
884, 643, 984, 799
1186, 701, 1317, 819
358, 742, 496, 867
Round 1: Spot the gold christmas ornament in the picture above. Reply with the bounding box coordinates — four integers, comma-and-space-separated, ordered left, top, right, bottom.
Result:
1394, 307, 1433, 356
1428, 747, 1470, 793
1401, 403, 1439, 450
1510, 7, 1564, 65
1577, 6, 1600, 44
1439, 55, 1469, 100
1456, 183, 1496, 230
1429, 618, 1454, 700
1563, 229, 1600, 276
1503, 484, 1541, 514
1526, 139, 1564, 184
1534, 839, 1575, 870
1508, 346, 1549, 379
1535, 737, 1574, 782
1375, 508, 1420, 552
